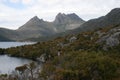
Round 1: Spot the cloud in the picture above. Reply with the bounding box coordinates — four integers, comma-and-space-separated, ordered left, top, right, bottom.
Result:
9, 0, 19, 3
0, 0, 120, 29
9, 0, 33, 4
22, 0, 34, 5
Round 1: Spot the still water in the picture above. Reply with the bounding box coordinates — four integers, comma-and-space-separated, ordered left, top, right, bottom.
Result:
0, 42, 35, 74
0, 42, 35, 48
0, 55, 32, 74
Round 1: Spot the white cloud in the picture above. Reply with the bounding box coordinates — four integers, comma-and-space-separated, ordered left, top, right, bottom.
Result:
21, 0, 34, 5
9, 0, 19, 3
0, 0, 120, 29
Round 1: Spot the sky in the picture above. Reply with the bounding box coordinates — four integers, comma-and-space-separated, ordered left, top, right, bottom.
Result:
0, 0, 120, 29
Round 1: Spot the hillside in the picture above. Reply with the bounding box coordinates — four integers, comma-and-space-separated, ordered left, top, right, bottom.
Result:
0, 28, 18, 41
2, 23, 120, 80
0, 35, 12, 41
74, 8, 120, 32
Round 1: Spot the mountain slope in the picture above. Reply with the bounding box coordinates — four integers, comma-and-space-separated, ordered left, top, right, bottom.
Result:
0, 28, 18, 41
0, 35, 12, 41
75, 8, 120, 32
17, 16, 57, 40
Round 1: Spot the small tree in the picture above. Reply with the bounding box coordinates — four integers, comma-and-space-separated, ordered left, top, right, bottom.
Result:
27, 62, 36, 80
15, 64, 27, 80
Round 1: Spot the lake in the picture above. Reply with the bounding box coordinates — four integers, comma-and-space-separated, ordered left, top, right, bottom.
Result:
0, 42, 35, 49
0, 55, 33, 74
0, 42, 35, 74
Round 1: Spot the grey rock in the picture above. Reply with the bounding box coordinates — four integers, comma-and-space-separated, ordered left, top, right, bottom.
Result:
54, 13, 85, 32
69, 36, 77, 42
96, 31, 106, 37
97, 26, 120, 50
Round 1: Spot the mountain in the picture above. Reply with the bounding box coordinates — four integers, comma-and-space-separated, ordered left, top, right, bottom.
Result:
1, 8, 120, 42
17, 16, 56, 40
75, 8, 120, 32
54, 13, 85, 32
0, 13, 85, 41
18, 13, 85, 33
33, 8, 120, 41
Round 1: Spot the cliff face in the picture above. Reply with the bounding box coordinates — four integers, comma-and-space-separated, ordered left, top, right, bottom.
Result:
54, 13, 85, 32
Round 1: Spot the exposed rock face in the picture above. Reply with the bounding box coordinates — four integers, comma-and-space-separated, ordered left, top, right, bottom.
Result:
106, 34, 120, 47
54, 13, 84, 24
69, 36, 77, 42
97, 25, 120, 50
54, 13, 85, 32
54, 13, 67, 24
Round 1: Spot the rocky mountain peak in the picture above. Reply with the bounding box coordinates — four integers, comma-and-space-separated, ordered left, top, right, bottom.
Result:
30, 16, 43, 22
57, 13, 66, 17
67, 13, 83, 21
54, 13, 84, 24
54, 13, 67, 24
18, 16, 45, 30
32, 16, 39, 19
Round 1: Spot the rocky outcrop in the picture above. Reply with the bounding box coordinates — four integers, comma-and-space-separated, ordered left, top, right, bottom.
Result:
97, 26, 120, 50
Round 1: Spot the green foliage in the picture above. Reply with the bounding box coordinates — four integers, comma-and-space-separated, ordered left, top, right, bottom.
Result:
42, 51, 120, 80
2, 26, 120, 80
0, 48, 5, 55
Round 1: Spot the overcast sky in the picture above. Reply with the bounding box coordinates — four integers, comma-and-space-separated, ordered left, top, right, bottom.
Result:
0, 0, 120, 29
